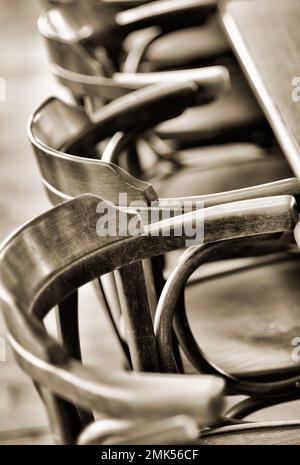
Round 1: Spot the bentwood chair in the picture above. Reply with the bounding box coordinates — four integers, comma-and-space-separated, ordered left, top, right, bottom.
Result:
27, 83, 295, 271
28, 83, 295, 212
1, 194, 300, 444
28, 83, 300, 382
40, 0, 225, 72
38, 0, 218, 71
37, 0, 225, 79
38, 0, 268, 148
0, 194, 228, 444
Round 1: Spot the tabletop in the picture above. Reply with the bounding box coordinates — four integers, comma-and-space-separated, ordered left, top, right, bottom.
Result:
221, 0, 300, 178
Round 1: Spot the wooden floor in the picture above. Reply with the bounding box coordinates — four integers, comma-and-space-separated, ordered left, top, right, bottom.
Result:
0, 0, 121, 444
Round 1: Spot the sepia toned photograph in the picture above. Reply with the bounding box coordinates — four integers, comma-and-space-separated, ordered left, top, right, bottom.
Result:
1, 0, 300, 451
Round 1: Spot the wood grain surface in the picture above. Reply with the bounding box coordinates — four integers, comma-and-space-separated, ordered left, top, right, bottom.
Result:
222, 0, 300, 178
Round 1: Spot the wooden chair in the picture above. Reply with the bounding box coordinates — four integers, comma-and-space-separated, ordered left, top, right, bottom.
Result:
38, 0, 268, 147
129, 14, 229, 71
28, 84, 295, 208
0, 194, 229, 444
27, 85, 295, 294
0, 194, 299, 443
97, 0, 224, 66
37, 0, 217, 72
27, 83, 300, 386
28, 84, 296, 305
29, 81, 217, 360
37, 0, 224, 74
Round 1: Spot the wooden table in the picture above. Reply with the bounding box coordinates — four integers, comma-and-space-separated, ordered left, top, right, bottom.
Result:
221, 0, 300, 178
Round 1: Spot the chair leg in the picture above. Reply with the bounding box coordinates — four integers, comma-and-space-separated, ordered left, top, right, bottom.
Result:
40, 387, 84, 445
116, 261, 160, 372
56, 291, 94, 428
93, 278, 132, 369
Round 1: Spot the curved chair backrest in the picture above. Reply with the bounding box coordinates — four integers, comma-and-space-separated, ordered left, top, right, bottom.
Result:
37, 2, 270, 149
28, 80, 229, 206
1, 193, 298, 364
1, 193, 297, 354
38, 5, 228, 100
1, 194, 236, 444
28, 85, 300, 380
28, 89, 300, 210
28, 96, 157, 205
38, 1, 266, 148
28, 81, 230, 372
0, 194, 297, 442
39, 0, 216, 50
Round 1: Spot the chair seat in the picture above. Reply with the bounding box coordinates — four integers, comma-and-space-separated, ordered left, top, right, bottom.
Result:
156, 71, 264, 142
151, 143, 293, 279
152, 145, 293, 199
184, 256, 300, 376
